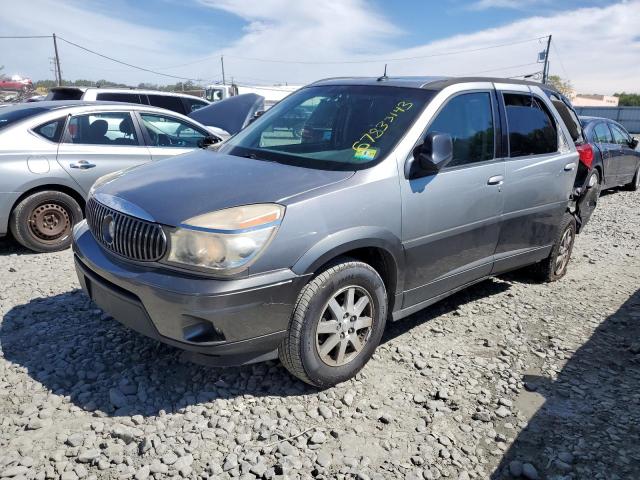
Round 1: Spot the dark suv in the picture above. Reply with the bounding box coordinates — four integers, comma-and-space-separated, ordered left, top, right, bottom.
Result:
74, 76, 586, 387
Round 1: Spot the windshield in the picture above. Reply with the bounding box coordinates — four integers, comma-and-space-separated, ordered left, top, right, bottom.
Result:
218, 85, 435, 169
0, 106, 48, 131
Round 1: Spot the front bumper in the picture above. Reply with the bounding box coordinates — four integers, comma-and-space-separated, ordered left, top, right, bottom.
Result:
72, 221, 306, 366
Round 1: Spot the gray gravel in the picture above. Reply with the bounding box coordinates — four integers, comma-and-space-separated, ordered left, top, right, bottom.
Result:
1, 188, 639, 480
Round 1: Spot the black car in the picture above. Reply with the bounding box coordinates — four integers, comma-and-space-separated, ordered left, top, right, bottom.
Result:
580, 116, 640, 192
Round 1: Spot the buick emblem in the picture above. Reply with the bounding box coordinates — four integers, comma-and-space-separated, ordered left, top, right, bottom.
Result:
102, 215, 115, 244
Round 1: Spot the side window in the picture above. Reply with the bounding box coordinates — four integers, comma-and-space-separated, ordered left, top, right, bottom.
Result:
610, 124, 630, 146
504, 93, 558, 157
96, 93, 142, 104
426, 92, 495, 167
33, 117, 66, 143
140, 113, 207, 148
548, 93, 582, 144
147, 95, 186, 115
183, 98, 208, 113
64, 112, 139, 146
593, 123, 613, 144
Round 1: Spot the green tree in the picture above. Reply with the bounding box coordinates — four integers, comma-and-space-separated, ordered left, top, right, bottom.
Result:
547, 75, 573, 97
614, 92, 640, 107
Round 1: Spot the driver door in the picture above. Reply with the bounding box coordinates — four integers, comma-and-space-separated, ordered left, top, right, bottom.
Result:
136, 112, 209, 161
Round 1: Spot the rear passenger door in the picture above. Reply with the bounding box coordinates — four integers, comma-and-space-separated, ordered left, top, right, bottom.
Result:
401, 89, 505, 307
56, 111, 151, 194
136, 112, 209, 161
591, 121, 618, 187
492, 87, 577, 274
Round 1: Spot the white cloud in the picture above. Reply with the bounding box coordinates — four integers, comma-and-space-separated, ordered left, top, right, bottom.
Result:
468, 0, 552, 10
0, 0, 213, 84
199, 0, 640, 94
1, 0, 639, 94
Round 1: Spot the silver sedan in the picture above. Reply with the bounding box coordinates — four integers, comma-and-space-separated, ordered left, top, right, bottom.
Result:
0, 101, 223, 252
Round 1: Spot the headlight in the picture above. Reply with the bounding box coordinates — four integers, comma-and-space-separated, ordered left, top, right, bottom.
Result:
166, 204, 284, 274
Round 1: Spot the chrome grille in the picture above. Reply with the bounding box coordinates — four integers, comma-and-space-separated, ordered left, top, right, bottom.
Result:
86, 197, 167, 262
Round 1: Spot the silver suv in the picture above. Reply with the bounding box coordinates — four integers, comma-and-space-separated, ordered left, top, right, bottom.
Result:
73, 76, 582, 387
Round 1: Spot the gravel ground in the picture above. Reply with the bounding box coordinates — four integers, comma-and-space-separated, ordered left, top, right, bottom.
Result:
0, 188, 639, 480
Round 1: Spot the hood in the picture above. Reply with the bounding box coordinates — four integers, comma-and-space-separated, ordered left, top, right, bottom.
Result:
188, 93, 264, 135
96, 150, 354, 226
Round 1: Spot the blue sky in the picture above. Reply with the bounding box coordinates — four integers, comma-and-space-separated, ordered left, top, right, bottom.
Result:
2, 0, 639, 92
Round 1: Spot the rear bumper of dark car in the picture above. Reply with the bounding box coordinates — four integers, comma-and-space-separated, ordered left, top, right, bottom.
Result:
72, 221, 306, 366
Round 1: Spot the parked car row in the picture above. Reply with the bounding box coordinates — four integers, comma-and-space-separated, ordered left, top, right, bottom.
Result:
0, 101, 223, 251
2, 76, 639, 387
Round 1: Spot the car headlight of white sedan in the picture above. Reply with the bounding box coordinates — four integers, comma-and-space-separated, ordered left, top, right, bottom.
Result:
166, 203, 284, 274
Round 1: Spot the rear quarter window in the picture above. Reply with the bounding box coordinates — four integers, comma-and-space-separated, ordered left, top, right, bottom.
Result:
33, 117, 66, 142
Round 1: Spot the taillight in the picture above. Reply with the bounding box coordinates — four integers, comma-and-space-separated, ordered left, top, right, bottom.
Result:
576, 143, 594, 169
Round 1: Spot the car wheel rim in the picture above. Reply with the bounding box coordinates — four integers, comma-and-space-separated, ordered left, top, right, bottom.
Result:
28, 202, 71, 243
315, 285, 374, 367
554, 227, 574, 275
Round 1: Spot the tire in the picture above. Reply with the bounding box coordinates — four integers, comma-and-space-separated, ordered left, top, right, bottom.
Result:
9, 190, 83, 253
279, 259, 387, 387
534, 212, 577, 283
627, 164, 640, 191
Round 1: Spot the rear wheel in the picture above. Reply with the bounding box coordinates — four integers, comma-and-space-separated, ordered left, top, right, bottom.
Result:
279, 260, 387, 387
534, 213, 577, 282
9, 190, 83, 252
627, 164, 640, 191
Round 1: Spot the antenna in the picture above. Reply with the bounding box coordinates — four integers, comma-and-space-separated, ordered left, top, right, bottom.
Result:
377, 64, 389, 82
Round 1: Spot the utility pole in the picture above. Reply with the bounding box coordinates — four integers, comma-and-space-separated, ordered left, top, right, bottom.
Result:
52, 33, 62, 86
542, 34, 552, 84
221, 55, 226, 85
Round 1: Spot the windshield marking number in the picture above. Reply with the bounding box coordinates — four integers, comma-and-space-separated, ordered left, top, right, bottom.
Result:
352, 101, 413, 153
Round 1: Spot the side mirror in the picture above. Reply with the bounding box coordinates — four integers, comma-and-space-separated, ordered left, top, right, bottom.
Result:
247, 110, 265, 126
630, 138, 639, 149
197, 135, 221, 149
405, 132, 453, 179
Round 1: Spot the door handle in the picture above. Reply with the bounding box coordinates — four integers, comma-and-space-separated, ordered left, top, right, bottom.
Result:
69, 160, 96, 170
564, 162, 576, 171
487, 175, 504, 185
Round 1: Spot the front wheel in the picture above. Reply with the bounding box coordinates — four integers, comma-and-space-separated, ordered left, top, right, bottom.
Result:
9, 190, 83, 252
534, 213, 577, 282
279, 260, 387, 387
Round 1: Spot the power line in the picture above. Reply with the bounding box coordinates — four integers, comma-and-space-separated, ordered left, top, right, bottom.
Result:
551, 39, 569, 80
461, 62, 540, 76
0, 35, 52, 39
56, 36, 202, 82
151, 36, 549, 70
222, 36, 548, 65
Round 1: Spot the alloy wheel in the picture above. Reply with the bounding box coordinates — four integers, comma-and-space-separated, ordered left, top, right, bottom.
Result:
554, 227, 574, 276
315, 286, 374, 367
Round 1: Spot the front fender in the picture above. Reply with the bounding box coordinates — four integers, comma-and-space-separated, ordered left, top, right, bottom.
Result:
291, 226, 405, 294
